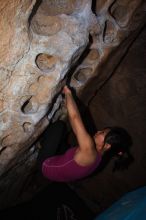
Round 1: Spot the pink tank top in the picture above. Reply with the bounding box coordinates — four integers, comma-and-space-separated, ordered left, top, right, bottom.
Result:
42, 147, 102, 182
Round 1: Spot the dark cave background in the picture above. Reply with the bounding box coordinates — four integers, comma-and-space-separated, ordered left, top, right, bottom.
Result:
1, 22, 146, 220
69, 23, 146, 214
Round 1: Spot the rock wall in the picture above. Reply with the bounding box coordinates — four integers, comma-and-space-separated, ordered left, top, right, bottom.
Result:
0, 0, 145, 209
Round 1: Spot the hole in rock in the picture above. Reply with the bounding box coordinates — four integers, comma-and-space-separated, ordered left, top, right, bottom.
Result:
35, 53, 57, 72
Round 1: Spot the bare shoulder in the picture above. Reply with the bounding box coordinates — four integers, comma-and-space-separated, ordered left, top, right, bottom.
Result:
74, 146, 98, 166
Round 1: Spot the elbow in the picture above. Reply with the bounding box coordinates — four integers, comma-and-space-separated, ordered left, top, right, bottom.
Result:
70, 113, 79, 121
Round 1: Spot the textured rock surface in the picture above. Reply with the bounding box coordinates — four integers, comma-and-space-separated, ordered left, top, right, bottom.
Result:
0, 0, 145, 209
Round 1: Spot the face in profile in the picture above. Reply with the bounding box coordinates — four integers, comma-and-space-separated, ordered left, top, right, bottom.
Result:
93, 128, 111, 152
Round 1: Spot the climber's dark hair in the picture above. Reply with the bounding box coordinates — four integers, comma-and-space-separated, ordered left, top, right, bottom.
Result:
104, 126, 134, 171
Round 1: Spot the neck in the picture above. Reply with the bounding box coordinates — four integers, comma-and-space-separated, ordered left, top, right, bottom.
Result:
96, 145, 107, 155
96, 148, 104, 155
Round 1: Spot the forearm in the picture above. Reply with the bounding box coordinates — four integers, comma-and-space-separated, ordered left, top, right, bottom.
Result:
65, 93, 80, 119
63, 86, 93, 150
65, 93, 92, 142
65, 93, 82, 135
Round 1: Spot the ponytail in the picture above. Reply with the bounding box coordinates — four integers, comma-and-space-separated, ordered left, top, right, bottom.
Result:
112, 150, 134, 171
104, 127, 134, 171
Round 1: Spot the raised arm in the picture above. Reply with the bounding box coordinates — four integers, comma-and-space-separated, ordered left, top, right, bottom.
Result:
63, 86, 94, 152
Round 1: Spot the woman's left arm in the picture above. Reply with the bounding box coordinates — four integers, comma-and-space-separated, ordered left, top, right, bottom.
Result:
63, 86, 95, 153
